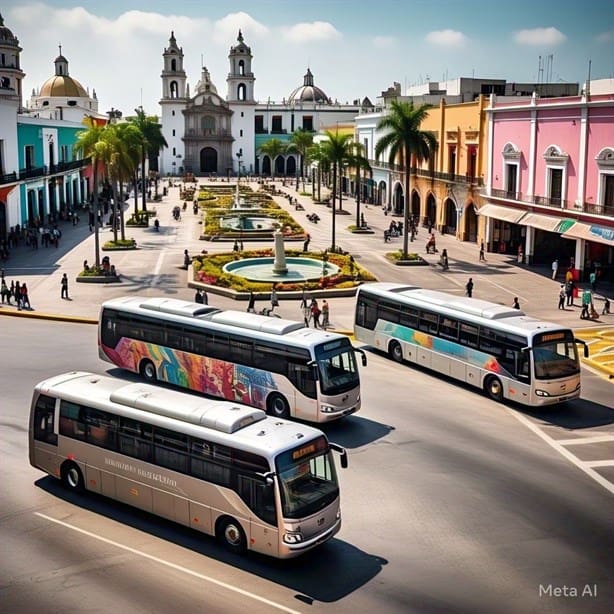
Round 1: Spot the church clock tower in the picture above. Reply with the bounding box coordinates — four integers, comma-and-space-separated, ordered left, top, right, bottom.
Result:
159, 31, 187, 176
226, 30, 256, 174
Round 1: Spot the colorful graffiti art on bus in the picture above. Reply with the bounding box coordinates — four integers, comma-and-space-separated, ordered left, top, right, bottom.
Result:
102, 339, 279, 409
379, 322, 513, 378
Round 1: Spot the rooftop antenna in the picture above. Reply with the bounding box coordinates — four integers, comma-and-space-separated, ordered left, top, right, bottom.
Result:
586, 59, 592, 98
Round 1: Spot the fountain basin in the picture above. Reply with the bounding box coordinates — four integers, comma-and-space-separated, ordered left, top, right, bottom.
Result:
220, 215, 278, 231
223, 257, 340, 282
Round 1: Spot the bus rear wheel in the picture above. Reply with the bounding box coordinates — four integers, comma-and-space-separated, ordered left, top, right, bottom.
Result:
389, 340, 403, 363
484, 376, 503, 402
140, 359, 156, 383
217, 517, 247, 554
267, 393, 290, 419
61, 461, 84, 492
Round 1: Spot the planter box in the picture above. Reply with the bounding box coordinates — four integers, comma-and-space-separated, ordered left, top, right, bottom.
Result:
76, 275, 122, 283
394, 258, 429, 266
102, 245, 138, 251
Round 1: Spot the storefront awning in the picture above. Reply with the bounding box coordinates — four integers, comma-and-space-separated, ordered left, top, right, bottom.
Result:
477, 203, 526, 223
518, 213, 575, 233
562, 222, 614, 247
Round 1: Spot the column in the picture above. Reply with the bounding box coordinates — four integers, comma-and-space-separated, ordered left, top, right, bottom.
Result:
524, 225, 535, 265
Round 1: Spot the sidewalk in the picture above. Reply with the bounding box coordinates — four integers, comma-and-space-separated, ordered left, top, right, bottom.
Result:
1, 178, 612, 378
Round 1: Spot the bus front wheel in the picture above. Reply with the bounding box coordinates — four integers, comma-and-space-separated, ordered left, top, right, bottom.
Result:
140, 359, 157, 383
389, 340, 403, 363
267, 393, 290, 419
61, 461, 84, 492
217, 517, 247, 554
484, 376, 503, 402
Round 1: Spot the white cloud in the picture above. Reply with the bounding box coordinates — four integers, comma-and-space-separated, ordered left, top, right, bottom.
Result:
373, 35, 397, 49
281, 21, 341, 43
514, 27, 567, 47
425, 29, 467, 47
212, 12, 268, 44
596, 30, 614, 43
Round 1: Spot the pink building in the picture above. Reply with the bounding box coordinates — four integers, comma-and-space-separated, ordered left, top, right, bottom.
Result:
482, 86, 614, 282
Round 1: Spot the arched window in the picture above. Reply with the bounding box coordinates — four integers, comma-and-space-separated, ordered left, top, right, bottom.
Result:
171, 59, 177, 71
239, 60, 245, 76
170, 81, 178, 99
595, 148, 614, 214
501, 142, 521, 197
237, 83, 246, 101
542, 145, 569, 207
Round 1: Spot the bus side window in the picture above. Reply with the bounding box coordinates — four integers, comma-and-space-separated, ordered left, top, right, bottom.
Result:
33, 394, 58, 445
288, 362, 316, 398
60, 400, 86, 441
517, 351, 530, 379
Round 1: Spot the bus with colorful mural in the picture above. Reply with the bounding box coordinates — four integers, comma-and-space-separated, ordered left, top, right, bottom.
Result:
354, 283, 588, 406
29, 371, 349, 558
99, 297, 366, 422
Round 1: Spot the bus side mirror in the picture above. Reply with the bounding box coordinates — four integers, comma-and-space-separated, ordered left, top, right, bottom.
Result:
574, 339, 589, 358
355, 347, 367, 367
329, 442, 348, 469
257, 471, 276, 485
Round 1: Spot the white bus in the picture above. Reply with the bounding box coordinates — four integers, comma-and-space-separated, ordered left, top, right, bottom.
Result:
99, 297, 366, 423
354, 283, 588, 406
29, 371, 349, 559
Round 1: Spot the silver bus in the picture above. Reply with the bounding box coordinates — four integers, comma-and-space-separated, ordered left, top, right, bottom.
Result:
29, 371, 349, 558
354, 283, 588, 406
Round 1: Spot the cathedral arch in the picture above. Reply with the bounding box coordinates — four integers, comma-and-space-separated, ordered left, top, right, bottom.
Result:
200, 147, 218, 174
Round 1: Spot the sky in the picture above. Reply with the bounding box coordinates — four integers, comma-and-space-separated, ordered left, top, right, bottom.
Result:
6, 1, 614, 118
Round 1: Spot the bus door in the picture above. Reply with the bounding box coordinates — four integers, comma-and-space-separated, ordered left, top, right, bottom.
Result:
288, 361, 317, 421
31, 394, 59, 475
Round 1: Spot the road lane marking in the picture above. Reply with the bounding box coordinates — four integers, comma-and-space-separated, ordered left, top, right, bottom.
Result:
557, 435, 614, 446
504, 409, 614, 495
585, 460, 614, 468
34, 512, 301, 614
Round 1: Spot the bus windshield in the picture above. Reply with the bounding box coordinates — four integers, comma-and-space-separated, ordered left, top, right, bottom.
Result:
314, 340, 359, 395
533, 339, 580, 379
276, 436, 339, 519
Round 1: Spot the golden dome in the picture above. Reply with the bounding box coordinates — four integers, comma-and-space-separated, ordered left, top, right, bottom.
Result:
39, 75, 87, 98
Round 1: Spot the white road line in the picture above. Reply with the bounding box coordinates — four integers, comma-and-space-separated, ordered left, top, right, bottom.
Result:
585, 460, 614, 468
151, 251, 166, 285
504, 409, 614, 495
34, 512, 301, 614
557, 435, 614, 446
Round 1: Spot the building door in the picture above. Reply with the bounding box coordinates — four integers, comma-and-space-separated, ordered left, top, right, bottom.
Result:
200, 147, 217, 174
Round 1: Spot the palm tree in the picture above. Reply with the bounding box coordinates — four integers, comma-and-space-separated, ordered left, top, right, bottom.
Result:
104, 123, 142, 241
320, 130, 355, 252
128, 107, 168, 213
375, 100, 438, 259
74, 116, 108, 268
306, 142, 329, 202
258, 138, 286, 178
286, 128, 314, 190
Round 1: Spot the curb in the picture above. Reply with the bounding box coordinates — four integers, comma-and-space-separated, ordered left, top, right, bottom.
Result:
0, 309, 98, 325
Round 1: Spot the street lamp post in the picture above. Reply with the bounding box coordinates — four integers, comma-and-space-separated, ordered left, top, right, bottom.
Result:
236, 151, 242, 182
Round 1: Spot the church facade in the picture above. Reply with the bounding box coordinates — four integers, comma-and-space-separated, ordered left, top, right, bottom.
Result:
159, 30, 368, 178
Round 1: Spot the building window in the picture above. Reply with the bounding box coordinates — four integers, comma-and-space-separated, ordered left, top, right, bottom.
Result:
543, 146, 569, 207
595, 147, 614, 215
502, 142, 521, 198
173, 147, 176, 156
448, 146, 457, 175
303, 116, 313, 131
272, 116, 283, 134
255, 115, 264, 134
172, 110, 175, 116
239, 59, 245, 76
172, 129, 175, 137
25, 145, 35, 169
241, 111, 244, 118
240, 129, 243, 137
202, 116, 215, 135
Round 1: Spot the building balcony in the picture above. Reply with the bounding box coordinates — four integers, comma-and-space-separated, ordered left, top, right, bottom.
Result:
0, 171, 18, 185
488, 188, 614, 219
366, 158, 484, 186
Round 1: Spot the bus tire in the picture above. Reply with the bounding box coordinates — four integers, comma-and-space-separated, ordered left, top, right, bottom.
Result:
484, 375, 503, 402
140, 359, 157, 383
61, 461, 84, 492
389, 340, 403, 363
267, 393, 290, 419
216, 516, 247, 554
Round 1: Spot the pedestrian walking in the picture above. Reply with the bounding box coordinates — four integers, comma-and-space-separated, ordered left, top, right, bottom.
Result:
20, 282, 31, 309
465, 278, 474, 298
303, 233, 311, 252
479, 241, 485, 261
194, 288, 207, 304
440, 249, 449, 270
247, 291, 256, 313
310, 298, 321, 328
512, 297, 520, 310
551, 259, 559, 280
589, 270, 597, 292
1, 276, 10, 304
321, 299, 330, 329
558, 285, 566, 310
580, 289, 592, 319
60, 273, 69, 299
14, 281, 21, 310
300, 290, 310, 326
565, 280, 574, 306
270, 284, 279, 312
602, 297, 611, 315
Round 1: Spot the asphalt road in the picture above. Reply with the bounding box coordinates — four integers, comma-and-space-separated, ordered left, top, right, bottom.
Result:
1, 318, 613, 613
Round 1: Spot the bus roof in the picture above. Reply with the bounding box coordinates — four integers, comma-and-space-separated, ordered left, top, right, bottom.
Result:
101, 296, 346, 350
36, 372, 327, 459
358, 283, 569, 337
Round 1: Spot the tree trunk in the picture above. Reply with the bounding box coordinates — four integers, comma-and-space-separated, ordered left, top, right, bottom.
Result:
331, 162, 337, 252
93, 163, 101, 268
402, 159, 410, 259
355, 167, 361, 228
141, 150, 147, 213
119, 183, 126, 241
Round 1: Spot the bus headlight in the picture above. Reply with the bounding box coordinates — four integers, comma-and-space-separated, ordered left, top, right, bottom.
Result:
535, 389, 551, 397
283, 531, 304, 544
320, 405, 335, 413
